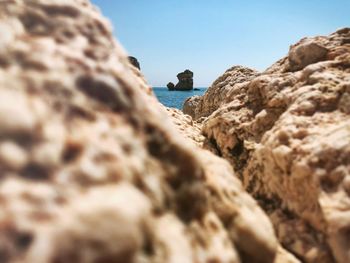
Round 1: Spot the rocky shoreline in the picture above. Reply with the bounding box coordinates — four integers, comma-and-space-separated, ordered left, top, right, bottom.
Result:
183, 28, 350, 263
0, 1, 349, 263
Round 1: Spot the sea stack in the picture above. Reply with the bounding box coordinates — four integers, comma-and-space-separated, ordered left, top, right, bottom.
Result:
167, 69, 194, 91
167, 82, 175, 90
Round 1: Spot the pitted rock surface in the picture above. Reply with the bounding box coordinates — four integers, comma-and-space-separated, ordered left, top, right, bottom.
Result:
0, 1, 297, 263
183, 66, 259, 120
200, 29, 350, 263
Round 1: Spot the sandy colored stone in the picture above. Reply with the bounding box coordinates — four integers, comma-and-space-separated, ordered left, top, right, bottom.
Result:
200, 28, 350, 263
166, 107, 205, 147
275, 246, 300, 263
288, 41, 328, 71
0, 1, 295, 263
183, 95, 201, 118
183, 66, 259, 120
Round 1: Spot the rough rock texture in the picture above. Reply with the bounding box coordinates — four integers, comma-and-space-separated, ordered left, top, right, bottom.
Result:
0, 1, 296, 263
183, 95, 201, 118
201, 28, 350, 263
165, 108, 301, 263
128, 56, 141, 70
166, 107, 205, 147
168, 69, 194, 91
183, 66, 259, 119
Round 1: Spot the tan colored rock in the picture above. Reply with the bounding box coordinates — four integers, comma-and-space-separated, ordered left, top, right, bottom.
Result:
166, 107, 205, 147
288, 41, 328, 71
182, 66, 259, 120
201, 28, 350, 262
0, 1, 295, 263
183, 95, 201, 118
265, 28, 350, 74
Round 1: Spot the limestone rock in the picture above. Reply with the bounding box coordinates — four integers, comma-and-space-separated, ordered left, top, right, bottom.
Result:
166, 109, 300, 263
201, 28, 350, 263
183, 66, 259, 119
183, 95, 201, 118
0, 1, 292, 263
265, 28, 350, 74
165, 107, 205, 147
288, 41, 328, 71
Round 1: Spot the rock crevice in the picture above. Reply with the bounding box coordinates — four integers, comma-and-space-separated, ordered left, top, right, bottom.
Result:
185, 28, 350, 263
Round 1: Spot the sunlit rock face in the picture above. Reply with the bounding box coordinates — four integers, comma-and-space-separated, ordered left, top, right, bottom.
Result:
198, 28, 350, 263
183, 95, 201, 118
0, 1, 296, 263
183, 66, 259, 120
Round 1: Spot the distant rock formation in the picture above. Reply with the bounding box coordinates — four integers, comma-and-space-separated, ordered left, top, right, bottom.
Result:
128, 56, 140, 70
167, 82, 175, 90
168, 69, 194, 91
176, 69, 194, 90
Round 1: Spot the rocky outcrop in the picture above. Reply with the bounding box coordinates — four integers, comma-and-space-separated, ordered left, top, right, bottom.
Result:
200, 28, 350, 263
0, 1, 298, 263
176, 69, 194, 90
183, 95, 202, 118
168, 69, 194, 91
166, 82, 175, 90
164, 108, 301, 263
165, 107, 205, 147
128, 56, 141, 70
183, 66, 259, 119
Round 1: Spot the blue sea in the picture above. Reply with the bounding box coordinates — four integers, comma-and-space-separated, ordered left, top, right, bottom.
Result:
153, 87, 207, 109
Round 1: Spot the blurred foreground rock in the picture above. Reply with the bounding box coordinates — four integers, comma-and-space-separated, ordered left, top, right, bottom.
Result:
0, 1, 298, 263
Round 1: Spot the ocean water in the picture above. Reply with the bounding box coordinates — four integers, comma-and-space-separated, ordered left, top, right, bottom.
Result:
153, 87, 207, 109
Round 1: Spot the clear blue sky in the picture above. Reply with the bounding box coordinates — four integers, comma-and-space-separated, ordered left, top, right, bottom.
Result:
91, 0, 349, 87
